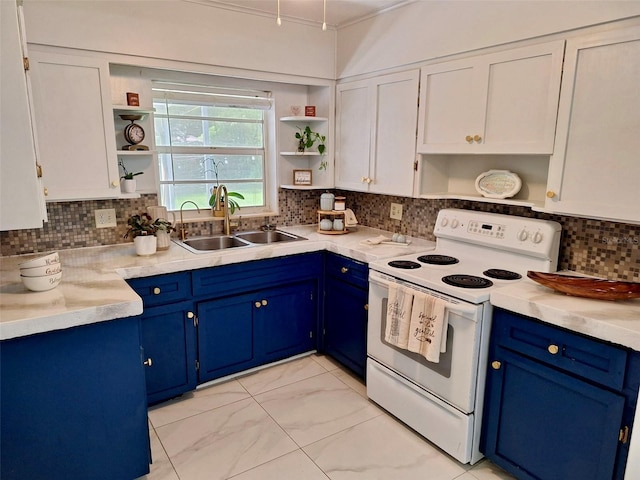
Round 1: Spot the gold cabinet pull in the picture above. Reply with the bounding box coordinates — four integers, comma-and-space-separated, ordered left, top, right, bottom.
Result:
261, 299, 268, 306
364, 304, 369, 311
546, 190, 556, 199
465, 135, 473, 142
491, 360, 502, 370
548, 344, 559, 355
620, 426, 630, 444
473, 134, 482, 143
153, 287, 161, 295
254, 301, 262, 308
43, 187, 48, 196
143, 358, 153, 367
111, 180, 119, 187
187, 311, 194, 319
341, 267, 349, 274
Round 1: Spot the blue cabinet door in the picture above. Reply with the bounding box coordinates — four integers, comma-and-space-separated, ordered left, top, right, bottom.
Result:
483, 346, 625, 480
0, 318, 150, 480
258, 281, 317, 363
140, 301, 198, 405
324, 279, 368, 377
197, 292, 257, 383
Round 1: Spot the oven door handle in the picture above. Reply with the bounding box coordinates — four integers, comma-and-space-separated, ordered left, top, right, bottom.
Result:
368, 270, 480, 318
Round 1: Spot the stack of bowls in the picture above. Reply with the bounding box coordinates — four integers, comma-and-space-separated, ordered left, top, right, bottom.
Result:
19, 252, 62, 292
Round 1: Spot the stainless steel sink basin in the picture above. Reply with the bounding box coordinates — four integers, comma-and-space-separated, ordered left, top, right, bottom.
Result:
177, 235, 252, 253
234, 230, 306, 244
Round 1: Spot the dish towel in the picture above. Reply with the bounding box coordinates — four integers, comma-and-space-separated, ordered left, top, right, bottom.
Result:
384, 283, 414, 349
407, 291, 448, 363
344, 208, 359, 227
360, 235, 392, 245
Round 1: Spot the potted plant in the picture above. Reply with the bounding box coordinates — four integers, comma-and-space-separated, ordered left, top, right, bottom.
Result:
206, 158, 245, 216
295, 126, 327, 170
124, 213, 175, 255
119, 159, 144, 193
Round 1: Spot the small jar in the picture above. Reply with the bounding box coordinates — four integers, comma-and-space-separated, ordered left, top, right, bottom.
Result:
320, 192, 335, 211
333, 218, 344, 231
320, 219, 333, 231
334, 196, 346, 211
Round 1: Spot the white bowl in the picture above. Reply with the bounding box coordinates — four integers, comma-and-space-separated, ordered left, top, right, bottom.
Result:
21, 271, 63, 292
19, 252, 60, 269
20, 263, 62, 277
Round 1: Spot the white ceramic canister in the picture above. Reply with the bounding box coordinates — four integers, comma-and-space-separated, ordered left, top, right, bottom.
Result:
320, 192, 335, 211
320, 219, 333, 231
333, 218, 344, 231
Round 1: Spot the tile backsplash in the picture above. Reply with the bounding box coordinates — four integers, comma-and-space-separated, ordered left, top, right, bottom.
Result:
1, 189, 638, 282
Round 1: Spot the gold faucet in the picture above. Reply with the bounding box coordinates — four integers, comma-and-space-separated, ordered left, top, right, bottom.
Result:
179, 200, 200, 241
213, 184, 231, 235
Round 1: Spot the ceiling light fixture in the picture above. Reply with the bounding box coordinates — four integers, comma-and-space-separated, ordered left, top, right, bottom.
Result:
276, 0, 282, 26
322, 0, 327, 31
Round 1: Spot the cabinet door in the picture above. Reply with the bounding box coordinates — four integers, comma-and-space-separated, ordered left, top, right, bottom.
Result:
483, 347, 625, 480
0, 1, 46, 230
324, 279, 368, 378
257, 281, 317, 363
370, 70, 419, 196
335, 79, 372, 191
418, 41, 563, 154
545, 26, 640, 224
140, 301, 197, 405
197, 292, 257, 383
29, 50, 120, 200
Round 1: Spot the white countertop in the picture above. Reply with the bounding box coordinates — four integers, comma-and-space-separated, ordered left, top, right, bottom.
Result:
490, 277, 640, 351
0, 225, 435, 340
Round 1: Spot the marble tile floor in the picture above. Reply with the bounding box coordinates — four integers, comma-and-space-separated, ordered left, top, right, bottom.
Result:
138, 354, 516, 480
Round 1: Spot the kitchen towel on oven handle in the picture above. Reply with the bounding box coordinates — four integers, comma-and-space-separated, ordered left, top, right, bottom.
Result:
384, 283, 414, 349
407, 291, 448, 363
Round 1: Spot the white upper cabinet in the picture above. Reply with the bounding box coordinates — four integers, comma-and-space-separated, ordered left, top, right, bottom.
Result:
417, 41, 564, 154
544, 26, 640, 224
29, 49, 120, 201
0, 1, 46, 230
336, 70, 419, 196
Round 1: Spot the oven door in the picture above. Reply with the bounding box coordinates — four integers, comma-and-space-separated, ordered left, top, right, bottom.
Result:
367, 270, 485, 413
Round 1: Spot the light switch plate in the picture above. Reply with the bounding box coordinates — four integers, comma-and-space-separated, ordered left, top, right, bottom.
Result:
390, 203, 403, 220
95, 208, 117, 228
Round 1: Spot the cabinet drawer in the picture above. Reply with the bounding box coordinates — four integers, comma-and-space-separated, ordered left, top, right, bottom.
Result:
325, 253, 368, 288
493, 308, 627, 391
127, 272, 192, 308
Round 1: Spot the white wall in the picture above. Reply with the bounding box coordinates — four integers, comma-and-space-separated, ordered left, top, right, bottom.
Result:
22, 0, 337, 81
337, 0, 640, 78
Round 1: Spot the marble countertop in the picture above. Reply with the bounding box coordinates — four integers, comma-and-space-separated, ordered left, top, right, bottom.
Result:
490, 277, 640, 351
0, 225, 435, 340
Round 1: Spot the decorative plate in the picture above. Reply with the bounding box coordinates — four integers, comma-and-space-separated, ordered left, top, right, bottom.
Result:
527, 271, 640, 301
475, 170, 522, 199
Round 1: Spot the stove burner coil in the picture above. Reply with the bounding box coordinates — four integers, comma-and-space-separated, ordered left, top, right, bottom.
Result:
442, 275, 494, 289
388, 260, 422, 269
483, 269, 522, 280
417, 254, 459, 265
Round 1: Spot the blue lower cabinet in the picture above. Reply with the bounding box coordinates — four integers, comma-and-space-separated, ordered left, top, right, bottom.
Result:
0, 318, 150, 480
140, 301, 198, 405
482, 308, 636, 480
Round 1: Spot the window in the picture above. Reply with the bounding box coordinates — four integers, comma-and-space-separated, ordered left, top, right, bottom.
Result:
152, 83, 271, 212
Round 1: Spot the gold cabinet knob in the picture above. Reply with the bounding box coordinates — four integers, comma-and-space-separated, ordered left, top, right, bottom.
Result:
261, 299, 268, 306
153, 287, 161, 295
111, 180, 119, 187
465, 135, 473, 142
491, 360, 502, 370
341, 267, 349, 274
254, 301, 262, 308
364, 304, 369, 311
473, 134, 482, 143
187, 311, 194, 319
43, 188, 49, 196
546, 191, 556, 198
548, 344, 559, 355
143, 358, 153, 367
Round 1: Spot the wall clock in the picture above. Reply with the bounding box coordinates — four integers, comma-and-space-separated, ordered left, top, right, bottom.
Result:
120, 114, 149, 151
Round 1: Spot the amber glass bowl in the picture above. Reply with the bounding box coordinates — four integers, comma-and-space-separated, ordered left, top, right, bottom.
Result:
527, 271, 640, 301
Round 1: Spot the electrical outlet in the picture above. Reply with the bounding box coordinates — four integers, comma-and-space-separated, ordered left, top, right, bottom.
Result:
390, 203, 403, 220
95, 208, 117, 228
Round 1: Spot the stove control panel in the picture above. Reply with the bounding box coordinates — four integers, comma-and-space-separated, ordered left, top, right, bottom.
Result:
435, 209, 562, 260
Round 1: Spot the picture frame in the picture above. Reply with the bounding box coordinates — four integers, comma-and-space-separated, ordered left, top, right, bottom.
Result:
293, 169, 312, 186
126, 92, 140, 107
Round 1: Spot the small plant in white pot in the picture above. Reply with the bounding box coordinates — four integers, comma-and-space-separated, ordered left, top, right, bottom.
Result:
124, 213, 158, 256
119, 159, 143, 193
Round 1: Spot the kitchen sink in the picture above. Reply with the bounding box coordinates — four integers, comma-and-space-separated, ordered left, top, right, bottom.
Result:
234, 230, 305, 244
174, 230, 306, 253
